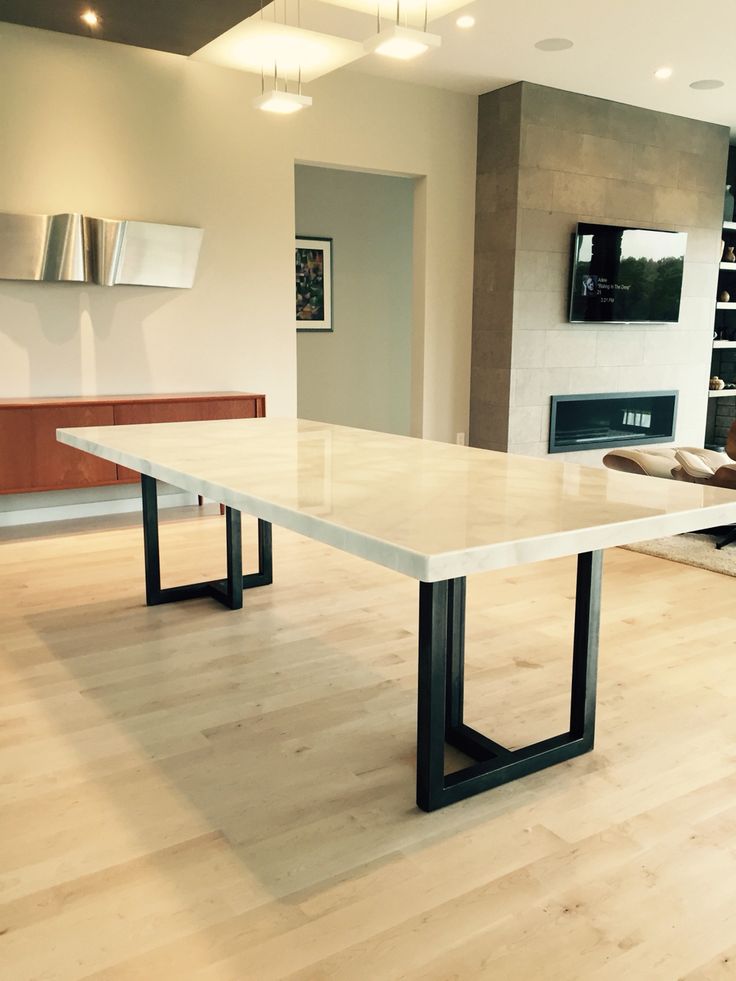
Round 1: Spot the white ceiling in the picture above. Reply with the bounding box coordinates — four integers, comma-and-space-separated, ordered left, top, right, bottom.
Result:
297, 0, 736, 137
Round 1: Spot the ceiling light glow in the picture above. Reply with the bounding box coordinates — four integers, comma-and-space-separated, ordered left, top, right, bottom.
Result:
534, 37, 573, 51
364, 25, 441, 60
654, 66, 673, 80
456, 15, 475, 28
253, 90, 312, 114
192, 20, 364, 83
80, 8, 99, 27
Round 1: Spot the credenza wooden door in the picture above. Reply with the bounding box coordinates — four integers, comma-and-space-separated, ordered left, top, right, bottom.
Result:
0, 404, 118, 494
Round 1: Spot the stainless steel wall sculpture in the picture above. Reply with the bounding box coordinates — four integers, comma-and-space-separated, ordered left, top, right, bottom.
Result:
0, 212, 203, 288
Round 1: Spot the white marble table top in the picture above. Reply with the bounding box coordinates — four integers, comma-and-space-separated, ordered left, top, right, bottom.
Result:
57, 417, 736, 581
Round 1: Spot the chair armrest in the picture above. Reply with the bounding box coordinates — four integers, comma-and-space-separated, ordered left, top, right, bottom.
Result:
675, 448, 731, 479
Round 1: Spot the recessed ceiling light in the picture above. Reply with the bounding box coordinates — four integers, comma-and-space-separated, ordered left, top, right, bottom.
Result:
534, 37, 573, 51
689, 78, 725, 90
80, 8, 99, 28
654, 66, 673, 80
456, 15, 475, 28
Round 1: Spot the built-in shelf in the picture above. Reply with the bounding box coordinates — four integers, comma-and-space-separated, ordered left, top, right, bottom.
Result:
716, 302, 736, 310
720, 263, 736, 271
724, 221, 736, 232
708, 389, 736, 398
713, 340, 736, 348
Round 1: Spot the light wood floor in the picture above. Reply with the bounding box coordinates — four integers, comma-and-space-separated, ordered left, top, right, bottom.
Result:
1, 507, 736, 980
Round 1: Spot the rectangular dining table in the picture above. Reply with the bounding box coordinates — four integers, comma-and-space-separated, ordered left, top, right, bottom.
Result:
57, 417, 736, 812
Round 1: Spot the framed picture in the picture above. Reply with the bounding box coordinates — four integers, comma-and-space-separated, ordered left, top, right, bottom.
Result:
296, 236, 333, 332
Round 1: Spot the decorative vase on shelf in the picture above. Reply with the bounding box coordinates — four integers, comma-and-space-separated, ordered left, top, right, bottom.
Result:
720, 290, 731, 303
725, 246, 736, 263
725, 185, 735, 222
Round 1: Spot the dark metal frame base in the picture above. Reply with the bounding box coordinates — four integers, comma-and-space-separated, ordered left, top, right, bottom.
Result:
141, 474, 272, 610
716, 526, 736, 550
416, 551, 603, 812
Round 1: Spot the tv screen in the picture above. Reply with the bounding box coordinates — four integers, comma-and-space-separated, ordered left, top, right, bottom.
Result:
569, 223, 687, 324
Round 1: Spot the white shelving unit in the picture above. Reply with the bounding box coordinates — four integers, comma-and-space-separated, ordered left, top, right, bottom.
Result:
720, 263, 736, 271
708, 389, 736, 398
713, 340, 736, 349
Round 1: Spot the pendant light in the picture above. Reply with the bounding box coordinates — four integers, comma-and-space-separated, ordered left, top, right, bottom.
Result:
364, 0, 441, 60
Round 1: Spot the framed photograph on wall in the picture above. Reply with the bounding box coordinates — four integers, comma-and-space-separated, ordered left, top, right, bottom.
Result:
296, 236, 333, 332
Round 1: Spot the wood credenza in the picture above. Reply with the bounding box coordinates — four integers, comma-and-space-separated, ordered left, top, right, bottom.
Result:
0, 392, 266, 495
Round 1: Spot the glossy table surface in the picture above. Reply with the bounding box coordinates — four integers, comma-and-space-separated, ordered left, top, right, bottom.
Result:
58, 417, 736, 581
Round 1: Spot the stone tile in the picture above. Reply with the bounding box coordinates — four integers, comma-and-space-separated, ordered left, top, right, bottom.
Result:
517, 208, 577, 253
473, 251, 516, 294
677, 150, 728, 193
506, 440, 548, 458
475, 173, 498, 215
595, 329, 645, 367
472, 288, 514, 332
630, 144, 677, 187
471, 326, 513, 371
470, 365, 511, 405
515, 250, 568, 292
678, 295, 716, 326
642, 328, 713, 366
577, 133, 634, 181
474, 206, 518, 253
477, 89, 522, 173
507, 405, 545, 444
544, 328, 598, 367
552, 172, 607, 217
514, 289, 568, 330
566, 365, 622, 394
654, 114, 729, 158
608, 103, 661, 147
696, 191, 726, 228
510, 366, 573, 406
476, 168, 519, 215
469, 397, 509, 450
520, 123, 584, 173
678, 225, 723, 263
521, 83, 611, 140
517, 166, 555, 210
510, 329, 548, 367
652, 185, 701, 225
603, 179, 655, 224
680, 259, 719, 299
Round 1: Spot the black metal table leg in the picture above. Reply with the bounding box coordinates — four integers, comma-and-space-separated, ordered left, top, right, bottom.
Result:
416, 551, 603, 812
716, 526, 736, 550
140, 474, 273, 611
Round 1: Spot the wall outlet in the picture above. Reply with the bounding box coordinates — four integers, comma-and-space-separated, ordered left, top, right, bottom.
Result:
455, 432, 466, 445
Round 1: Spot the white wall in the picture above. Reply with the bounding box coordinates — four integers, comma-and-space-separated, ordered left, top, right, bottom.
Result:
295, 165, 414, 435
0, 24, 476, 447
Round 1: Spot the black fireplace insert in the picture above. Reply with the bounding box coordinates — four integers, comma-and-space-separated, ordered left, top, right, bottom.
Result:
549, 391, 678, 453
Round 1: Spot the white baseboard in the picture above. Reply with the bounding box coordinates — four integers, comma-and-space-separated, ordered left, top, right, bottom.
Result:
0, 491, 197, 528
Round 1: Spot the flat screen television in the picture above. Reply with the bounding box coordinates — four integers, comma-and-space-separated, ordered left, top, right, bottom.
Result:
569, 222, 687, 324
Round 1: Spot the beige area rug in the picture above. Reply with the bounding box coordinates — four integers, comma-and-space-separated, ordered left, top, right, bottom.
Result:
623, 531, 736, 578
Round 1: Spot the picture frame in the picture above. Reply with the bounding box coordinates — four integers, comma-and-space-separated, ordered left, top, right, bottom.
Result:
296, 236, 333, 332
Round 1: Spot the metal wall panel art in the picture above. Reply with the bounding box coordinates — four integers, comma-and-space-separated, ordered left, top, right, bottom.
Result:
0, 211, 203, 288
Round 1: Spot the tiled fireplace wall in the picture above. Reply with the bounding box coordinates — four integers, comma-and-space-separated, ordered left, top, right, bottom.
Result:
470, 81, 729, 464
